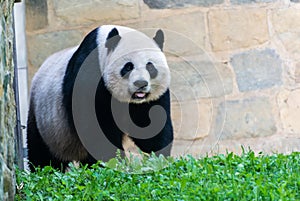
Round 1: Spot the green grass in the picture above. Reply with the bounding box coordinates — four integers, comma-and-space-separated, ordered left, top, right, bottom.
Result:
16, 151, 300, 201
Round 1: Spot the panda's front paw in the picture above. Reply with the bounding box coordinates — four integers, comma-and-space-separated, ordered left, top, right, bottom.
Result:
65, 160, 80, 172
122, 134, 144, 161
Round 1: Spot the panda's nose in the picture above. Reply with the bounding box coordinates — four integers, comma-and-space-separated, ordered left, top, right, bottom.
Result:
134, 80, 148, 88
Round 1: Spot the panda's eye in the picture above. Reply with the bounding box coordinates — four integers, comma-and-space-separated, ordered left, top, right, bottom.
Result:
121, 62, 134, 78
146, 62, 158, 79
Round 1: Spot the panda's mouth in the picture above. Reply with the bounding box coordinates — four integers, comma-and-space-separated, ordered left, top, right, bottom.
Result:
132, 92, 149, 100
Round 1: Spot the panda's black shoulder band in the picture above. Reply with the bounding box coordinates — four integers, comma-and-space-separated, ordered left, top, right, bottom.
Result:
62, 27, 99, 129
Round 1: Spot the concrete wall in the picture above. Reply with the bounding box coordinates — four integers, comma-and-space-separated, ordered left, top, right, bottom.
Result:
0, 0, 16, 200
26, 0, 300, 156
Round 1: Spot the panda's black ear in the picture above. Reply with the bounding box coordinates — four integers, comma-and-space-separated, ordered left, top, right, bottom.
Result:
153, 29, 164, 51
105, 28, 121, 53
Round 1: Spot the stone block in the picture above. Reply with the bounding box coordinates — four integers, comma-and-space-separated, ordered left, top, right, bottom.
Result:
215, 97, 276, 140
171, 99, 212, 140
208, 9, 268, 51
169, 60, 233, 100
272, 8, 300, 34
143, 0, 224, 9
52, 0, 139, 26
231, 0, 275, 4
231, 48, 282, 92
272, 8, 300, 60
134, 12, 207, 53
25, 0, 48, 31
278, 89, 300, 133
277, 32, 300, 60
27, 30, 83, 80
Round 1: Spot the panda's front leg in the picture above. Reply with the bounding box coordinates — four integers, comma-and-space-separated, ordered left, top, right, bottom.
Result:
122, 134, 144, 161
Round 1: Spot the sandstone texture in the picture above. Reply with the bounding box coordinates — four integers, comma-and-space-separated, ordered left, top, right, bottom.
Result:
135, 12, 207, 53
170, 60, 233, 100
216, 97, 276, 140
271, 8, 300, 34
278, 90, 300, 133
27, 30, 83, 80
208, 9, 269, 51
52, 0, 139, 26
172, 99, 212, 140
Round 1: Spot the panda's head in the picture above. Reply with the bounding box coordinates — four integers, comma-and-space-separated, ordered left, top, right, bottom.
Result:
102, 27, 170, 104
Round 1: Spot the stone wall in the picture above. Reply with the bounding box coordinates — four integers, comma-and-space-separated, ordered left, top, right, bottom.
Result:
0, 0, 16, 200
26, 0, 300, 156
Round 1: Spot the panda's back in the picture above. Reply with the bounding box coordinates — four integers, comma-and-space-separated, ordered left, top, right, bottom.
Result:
31, 47, 76, 127
30, 46, 88, 161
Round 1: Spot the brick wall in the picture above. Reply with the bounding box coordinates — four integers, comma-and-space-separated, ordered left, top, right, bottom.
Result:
0, 0, 16, 200
26, 0, 300, 156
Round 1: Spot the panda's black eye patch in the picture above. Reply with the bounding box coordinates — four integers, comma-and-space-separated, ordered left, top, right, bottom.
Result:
146, 62, 158, 79
121, 62, 134, 78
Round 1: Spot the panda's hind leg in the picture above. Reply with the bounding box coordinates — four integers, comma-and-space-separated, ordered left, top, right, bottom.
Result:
27, 102, 68, 171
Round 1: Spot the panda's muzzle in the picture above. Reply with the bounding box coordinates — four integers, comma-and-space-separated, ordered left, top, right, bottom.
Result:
131, 80, 150, 100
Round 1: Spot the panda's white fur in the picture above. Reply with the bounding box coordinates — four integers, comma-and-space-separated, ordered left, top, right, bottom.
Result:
30, 47, 88, 161
28, 25, 173, 170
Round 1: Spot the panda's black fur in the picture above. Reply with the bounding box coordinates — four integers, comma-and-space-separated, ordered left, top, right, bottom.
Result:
27, 25, 173, 171
95, 78, 173, 154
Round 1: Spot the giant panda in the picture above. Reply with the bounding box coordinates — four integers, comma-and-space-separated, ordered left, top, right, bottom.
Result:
27, 25, 173, 171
